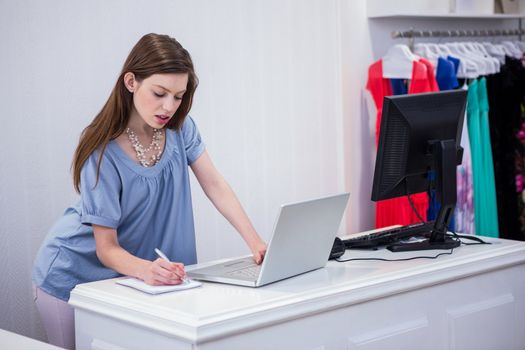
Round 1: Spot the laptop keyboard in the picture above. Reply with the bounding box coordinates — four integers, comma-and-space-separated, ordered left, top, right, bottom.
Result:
226, 264, 261, 279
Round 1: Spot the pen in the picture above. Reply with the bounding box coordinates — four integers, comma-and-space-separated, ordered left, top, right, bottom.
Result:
154, 248, 188, 283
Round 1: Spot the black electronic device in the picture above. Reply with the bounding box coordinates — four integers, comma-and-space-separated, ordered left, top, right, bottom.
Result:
343, 222, 433, 249
329, 237, 346, 260
371, 90, 467, 251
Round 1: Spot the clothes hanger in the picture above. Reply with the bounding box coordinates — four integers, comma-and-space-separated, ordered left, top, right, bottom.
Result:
472, 42, 500, 73
501, 41, 522, 59
445, 42, 482, 78
464, 41, 493, 75
463, 41, 497, 74
426, 43, 444, 56
436, 42, 468, 79
418, 41, 466, 85
497, 40, 514, 57
454, 41, 490, 75
482, 41, 506, 64
514, 40, 525, 53
382, 44, 419, 79
413, 43, 440, 68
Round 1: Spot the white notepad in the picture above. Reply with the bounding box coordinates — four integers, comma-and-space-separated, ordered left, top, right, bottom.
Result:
116, 277, 202, 295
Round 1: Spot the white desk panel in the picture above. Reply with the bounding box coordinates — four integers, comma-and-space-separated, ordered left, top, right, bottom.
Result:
70, 238, 525, 350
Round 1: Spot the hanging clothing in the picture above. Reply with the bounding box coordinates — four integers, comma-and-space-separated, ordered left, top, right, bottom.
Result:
450, 57, 473, 235
486, 57, 525, 241
366, 59, 393, 146
436, 57, 460, 91
366, 58, 438, 228
415, 58, 440, 92
447, 55, 461, 76
517, 105, 525, 236
467, 80, 484, 235
467, 80, 499, 237
390, 78, 408, 95
454, 84, 475, 234
477, 77, 499, 237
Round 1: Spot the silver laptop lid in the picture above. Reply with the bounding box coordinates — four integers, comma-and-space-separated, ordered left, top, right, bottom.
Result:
256, 192, 350, 286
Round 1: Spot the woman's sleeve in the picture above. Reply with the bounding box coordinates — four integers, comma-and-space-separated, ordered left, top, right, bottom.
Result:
80, 150, 122, 229
181, 116, 206, 165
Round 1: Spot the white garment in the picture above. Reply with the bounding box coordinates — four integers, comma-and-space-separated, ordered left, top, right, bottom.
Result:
454, 84, 475, 235
33, 286, 75, 350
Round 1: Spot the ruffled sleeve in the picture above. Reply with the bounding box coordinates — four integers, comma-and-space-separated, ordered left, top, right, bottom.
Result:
80, 149, 122, 229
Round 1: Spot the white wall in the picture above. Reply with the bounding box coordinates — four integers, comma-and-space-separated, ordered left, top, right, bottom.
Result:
189, 0, 348, 261
0, 0, 375, 341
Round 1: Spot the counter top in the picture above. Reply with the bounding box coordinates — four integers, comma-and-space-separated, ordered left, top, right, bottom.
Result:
0, 329, 63, 349
69, 237, 525, 343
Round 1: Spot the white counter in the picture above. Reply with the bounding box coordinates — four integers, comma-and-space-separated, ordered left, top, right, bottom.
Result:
70, 237, 525, 350
0, 329, 63, 349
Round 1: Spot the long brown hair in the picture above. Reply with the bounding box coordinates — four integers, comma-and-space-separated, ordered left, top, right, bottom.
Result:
72, 33, 198, 193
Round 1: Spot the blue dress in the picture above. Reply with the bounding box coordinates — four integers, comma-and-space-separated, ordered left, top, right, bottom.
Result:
32, 116, 205, 301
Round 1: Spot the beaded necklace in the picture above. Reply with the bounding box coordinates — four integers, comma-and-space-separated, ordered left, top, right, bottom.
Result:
125, 127, 163, 167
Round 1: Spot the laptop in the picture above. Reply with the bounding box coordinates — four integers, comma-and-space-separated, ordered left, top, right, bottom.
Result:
187, 193, 350, 287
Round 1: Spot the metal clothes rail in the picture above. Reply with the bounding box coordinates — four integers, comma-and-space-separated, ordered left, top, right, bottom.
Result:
392, 18, 524, 43
392, 28, 525, 39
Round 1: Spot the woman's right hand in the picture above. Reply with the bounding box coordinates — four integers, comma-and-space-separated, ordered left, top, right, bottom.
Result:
142, 258, 187, 286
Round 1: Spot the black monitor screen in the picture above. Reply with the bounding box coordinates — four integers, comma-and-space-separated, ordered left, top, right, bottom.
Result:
371, 90, 467, 251
372, 90, 467, 201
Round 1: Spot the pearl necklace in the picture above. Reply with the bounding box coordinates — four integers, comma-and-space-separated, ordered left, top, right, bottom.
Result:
125, 127, 163, 167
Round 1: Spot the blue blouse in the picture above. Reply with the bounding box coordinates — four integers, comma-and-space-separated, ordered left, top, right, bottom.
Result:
436, 57, 459, 91
32, 116, 205, 301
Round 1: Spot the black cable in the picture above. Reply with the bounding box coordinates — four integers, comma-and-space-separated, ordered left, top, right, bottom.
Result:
407, 192, 426, 223
406, 177, 490, 246
335, 231, 489, 263
406, 180, 426, 224
446, 230, 491, 245
460, 241, 490, 246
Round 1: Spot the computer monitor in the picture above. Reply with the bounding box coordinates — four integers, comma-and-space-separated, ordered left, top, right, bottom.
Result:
371, 90, 467, 251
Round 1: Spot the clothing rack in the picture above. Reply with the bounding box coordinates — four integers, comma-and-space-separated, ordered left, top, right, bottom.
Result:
392, 18, 525, 45
392, 28, 525, 39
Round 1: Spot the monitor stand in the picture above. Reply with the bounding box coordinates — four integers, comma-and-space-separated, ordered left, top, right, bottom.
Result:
387, 236, 460, 252
387, 139, 462, 253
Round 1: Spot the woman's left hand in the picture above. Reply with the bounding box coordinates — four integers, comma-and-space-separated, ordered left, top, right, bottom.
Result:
250, 239, 267, 265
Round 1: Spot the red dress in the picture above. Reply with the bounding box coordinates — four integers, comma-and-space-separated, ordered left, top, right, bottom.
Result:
366, 58, 439, 228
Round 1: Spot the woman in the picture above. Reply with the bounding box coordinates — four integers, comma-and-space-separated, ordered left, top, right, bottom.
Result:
32, 33, 267, 349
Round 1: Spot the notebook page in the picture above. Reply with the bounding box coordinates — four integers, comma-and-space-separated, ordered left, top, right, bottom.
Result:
116, 278, 202, 294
